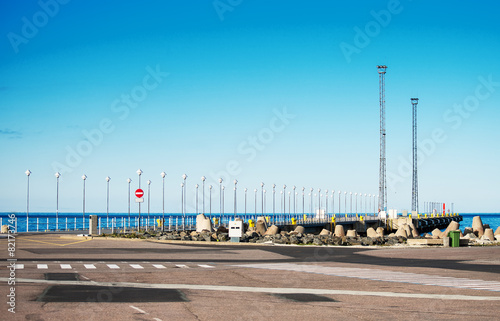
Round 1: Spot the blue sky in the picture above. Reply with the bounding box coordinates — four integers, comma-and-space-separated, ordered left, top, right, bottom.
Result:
1, 0, 499, 214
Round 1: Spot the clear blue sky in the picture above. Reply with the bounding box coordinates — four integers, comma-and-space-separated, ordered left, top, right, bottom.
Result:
1, 0, 499, 214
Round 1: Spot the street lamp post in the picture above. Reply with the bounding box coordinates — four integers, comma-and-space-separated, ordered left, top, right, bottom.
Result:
364, 194, 368, 216
82, 174, 87, 226
161, 172, 166, 232
272, 184, 276, 223
219, 178, 224, 219
209, 185, 213, 219
288, 191, 291, 218
26, 170, 31, 232
55, 172, 61, 230
338, 190, 341, 215
332, 190, 335, 216
318, 188, 321, 217
325, 189, 328, 218
302, 187, 305, 216
261, 182, 264, 216
181, 183, 184, 230
310, 188, 313, 216
344, 191, 347, 216
127, 178, 132, 227
106, 176, 111, 226
244, 188, 248, 217
182, 174, 187, 229
137, 169, 143, 231
195, 184, 199, 214
355, 193, 358, 214
234, 179, 238, 220
292, 186, 296, 216
308, 192, 311, 217
201, 176, 206, 214
283, 185, 287, 216
147, 180, 151, 223
222, 185, 225, 223
350, 192, 352, 216
254, 188, 257, 220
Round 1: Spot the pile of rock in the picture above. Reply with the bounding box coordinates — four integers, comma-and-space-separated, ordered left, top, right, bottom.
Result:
461, 216, 500, 244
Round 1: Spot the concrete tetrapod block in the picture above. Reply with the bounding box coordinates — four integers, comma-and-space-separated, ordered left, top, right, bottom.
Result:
495, 226, 500, 236
256, 216, 268, 229
319, 229, 331, 236
495, 235, 500, 242
403, 224, 412, 238
395, 227, 407, 238
256, 220, 267, 235
431, 228, 442, 238
409, 223, 419, 238
366, 227, 379, 238
294, 225, 305, 234
376, 227, 385, 237
264, 225, 279, 236
196, 214, 213, 233
483, 228, 495, 241
334, 225, 345, 237
441, 221, 460, 238
472, 216, 484, 237
346, 230, 358, 238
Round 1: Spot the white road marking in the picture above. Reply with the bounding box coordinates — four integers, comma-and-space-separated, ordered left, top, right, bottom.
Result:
84, 264, 96, 269
14, 264, 24, 269
60, 264, 72, 269
6, 277, 500, 301
130, 264, 144, 269
176, 264, 189, 268
129, 305, 147, 314
107, 264, 120, 269
235, 263, 500, 292
37, 264, 48, 269
198, 265, 215, 268
153, 264, 166, 269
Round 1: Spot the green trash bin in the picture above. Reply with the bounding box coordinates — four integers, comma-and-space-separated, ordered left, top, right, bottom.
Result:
448, 230, 460, 247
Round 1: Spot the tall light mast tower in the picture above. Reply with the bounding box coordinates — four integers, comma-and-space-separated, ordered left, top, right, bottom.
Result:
377, 65, 387, 213
411, 97, 419, 212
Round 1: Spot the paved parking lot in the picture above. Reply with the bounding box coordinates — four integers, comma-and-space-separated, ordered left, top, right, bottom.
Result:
2, 234, 500, 320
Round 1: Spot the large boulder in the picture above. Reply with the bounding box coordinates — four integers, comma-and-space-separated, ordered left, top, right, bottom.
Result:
472, 216, 484, 237
376, 227, 385, 237
264, 225, 279, 236
334, 225, 345, 237
483, 228, 495, 241
196, 214, 213, 233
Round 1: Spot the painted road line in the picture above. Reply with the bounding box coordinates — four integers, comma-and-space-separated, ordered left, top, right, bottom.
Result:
60, 264, 72, 269
37, 264, 48, 269
6, 277, 500, 301
198, 265, 215, 268
153, 264, 166, 269
235, 263, 500, 292
129, 306, 147, 314
176, 264, 189, 268
14, 264, 24, 269
107, 264, 120, 269
130, 264, 144, 269
84, 264, 96, 269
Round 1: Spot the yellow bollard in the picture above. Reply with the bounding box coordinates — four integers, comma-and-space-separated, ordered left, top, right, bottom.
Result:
424, 213, 427, 218
266, 216, 270, 223
291, 218, 296, 225
360, 216, 364, 222
157, 219, 162, 227
303, 214, 307, 221
214, 218, 219, 225
331, 217, 335, 223
248, 219, 254, 227
409, 214, 412, 219
417, 214, 420, 219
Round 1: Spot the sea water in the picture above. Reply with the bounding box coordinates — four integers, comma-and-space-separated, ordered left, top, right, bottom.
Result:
1, 212, 499, 234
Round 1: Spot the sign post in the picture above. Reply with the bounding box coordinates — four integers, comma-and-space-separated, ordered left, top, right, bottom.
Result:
136, 188, 144, 231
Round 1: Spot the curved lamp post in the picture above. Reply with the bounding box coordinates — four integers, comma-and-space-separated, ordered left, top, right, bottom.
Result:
137, 169, 143, 231
161, 172, 166, 231
106, 176, 111, 223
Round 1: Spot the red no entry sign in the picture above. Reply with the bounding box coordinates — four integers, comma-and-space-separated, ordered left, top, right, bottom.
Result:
135, 189, 144, 198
